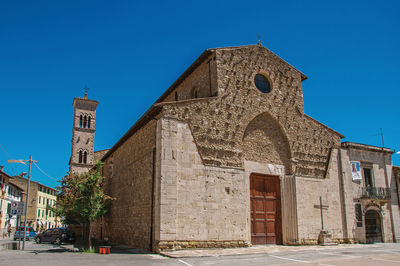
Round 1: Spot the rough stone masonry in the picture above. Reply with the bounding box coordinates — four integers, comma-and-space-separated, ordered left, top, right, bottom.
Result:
89, 45, 400, 251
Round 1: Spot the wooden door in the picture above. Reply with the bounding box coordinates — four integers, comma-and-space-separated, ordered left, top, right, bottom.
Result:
250, 174, 282, 245
365, 210, 382, 243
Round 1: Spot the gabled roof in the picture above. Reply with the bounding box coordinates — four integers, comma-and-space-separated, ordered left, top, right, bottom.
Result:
304, 114, 345, 138
155, 49, 214, 103
100, 45, 313, 161
208, 45, 308, 81
155, 45, 307, 104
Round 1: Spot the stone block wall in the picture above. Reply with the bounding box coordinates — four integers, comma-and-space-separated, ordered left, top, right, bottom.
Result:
295, 149, 344, 244
154, 118, 249, 250
101, 119, 157, 250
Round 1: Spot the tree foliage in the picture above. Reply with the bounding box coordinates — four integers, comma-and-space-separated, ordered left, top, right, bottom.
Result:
53, 162, 112, 244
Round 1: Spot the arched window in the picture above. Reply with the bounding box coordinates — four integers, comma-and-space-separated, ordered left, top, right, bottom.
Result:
79, 151, 83, 163
83, 116, 87, 128
83, 151, 87, 164
194, 90, 198, 99
175, 92, 178, 101
88, 116, 91, 128
79, 115, 83, 128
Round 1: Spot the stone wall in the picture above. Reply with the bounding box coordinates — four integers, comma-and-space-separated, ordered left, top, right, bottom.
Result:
159, 45, 342, 178
94, 149, 109, 162
295, 149, 344, 244
101, 119, 157, 250
163, 54, 217, 102
154, 118, 249, 250
243, 112, 292, 171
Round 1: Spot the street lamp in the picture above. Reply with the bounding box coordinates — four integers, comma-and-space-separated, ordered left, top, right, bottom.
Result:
7, 156, 37, 250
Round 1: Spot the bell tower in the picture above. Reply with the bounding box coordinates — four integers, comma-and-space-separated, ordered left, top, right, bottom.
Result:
69, 90, 98, 174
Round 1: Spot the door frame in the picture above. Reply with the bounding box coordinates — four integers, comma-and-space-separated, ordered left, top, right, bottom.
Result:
250, 173, 283, 245
364, 209, 383, 243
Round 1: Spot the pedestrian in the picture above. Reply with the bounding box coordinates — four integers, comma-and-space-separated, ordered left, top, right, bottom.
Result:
7, 226, 11, 238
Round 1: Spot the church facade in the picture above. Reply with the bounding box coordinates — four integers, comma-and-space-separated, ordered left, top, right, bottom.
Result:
90, 45, 400, 251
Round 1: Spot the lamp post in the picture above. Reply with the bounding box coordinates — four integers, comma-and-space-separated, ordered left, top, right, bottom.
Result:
7, 156, 37, 250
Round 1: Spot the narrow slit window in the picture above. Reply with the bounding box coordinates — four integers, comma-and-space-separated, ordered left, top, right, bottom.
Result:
79, 115, 83, 128
88, 116, 91, 128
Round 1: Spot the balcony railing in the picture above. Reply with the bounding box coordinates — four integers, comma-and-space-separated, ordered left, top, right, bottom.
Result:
360, 187, 391, 200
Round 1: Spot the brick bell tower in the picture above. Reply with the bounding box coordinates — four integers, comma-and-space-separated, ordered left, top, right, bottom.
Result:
69, 89, 98, 174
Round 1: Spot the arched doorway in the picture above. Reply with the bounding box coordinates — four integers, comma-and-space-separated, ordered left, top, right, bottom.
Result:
365, 210, 382, 243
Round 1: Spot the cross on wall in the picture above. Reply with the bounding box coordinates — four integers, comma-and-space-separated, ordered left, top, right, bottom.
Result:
314, 196, 329, 230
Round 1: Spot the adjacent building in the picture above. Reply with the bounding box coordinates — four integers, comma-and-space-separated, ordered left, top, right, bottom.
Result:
0, 167, 23, 235
7, 182, 24, 229
81, 44, 399, 251
10, 176, 59, 231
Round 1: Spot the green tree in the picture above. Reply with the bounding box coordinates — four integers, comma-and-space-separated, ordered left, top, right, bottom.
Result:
53, 161, 111, 249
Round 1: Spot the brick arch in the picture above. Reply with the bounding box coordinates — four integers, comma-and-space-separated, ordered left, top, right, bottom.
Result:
242, 112, 292, 172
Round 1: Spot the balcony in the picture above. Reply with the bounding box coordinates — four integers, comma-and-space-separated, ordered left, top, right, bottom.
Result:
360, 187, 391, 201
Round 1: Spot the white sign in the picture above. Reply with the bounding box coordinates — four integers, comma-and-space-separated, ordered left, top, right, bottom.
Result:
10, 201, 25, 216
351, 161, 362, 180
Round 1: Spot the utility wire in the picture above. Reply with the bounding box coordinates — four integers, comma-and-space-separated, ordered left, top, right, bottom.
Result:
33, 162, 59, 182
0, 143, 13, 160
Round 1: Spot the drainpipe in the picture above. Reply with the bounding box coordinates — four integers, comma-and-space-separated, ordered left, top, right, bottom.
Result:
150, 148, 156, 251
382, 152, 397, 242
338, 148, 349, 241
380, 129, 397, 242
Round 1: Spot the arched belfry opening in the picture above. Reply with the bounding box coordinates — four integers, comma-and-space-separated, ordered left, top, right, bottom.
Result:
242, 112, 292, 171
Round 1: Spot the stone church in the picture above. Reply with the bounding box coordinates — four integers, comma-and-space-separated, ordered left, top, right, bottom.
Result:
70, 44, 400, 251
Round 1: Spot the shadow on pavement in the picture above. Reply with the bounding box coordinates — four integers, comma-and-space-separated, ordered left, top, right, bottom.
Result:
69, 239, 153, 255
29, 248, 76, 254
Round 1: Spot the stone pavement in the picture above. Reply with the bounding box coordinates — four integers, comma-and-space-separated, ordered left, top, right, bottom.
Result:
1, 239, 400, 266
160, 243, 383, 258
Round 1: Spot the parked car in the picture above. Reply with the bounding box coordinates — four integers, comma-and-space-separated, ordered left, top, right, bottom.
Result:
14, 226, 36, 241
35, 227, 76, 245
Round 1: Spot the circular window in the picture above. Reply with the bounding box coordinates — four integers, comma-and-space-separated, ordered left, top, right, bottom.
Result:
254, 74, 271, 93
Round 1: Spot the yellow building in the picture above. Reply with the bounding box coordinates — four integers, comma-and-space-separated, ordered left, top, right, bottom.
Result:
10, 176, 60, 232
36, 184, 58, 231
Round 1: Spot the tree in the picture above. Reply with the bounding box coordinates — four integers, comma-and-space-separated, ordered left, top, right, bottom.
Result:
53, 161, 112, 249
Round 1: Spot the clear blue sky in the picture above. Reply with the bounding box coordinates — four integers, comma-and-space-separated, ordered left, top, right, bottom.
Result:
0, 0, 399, 188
